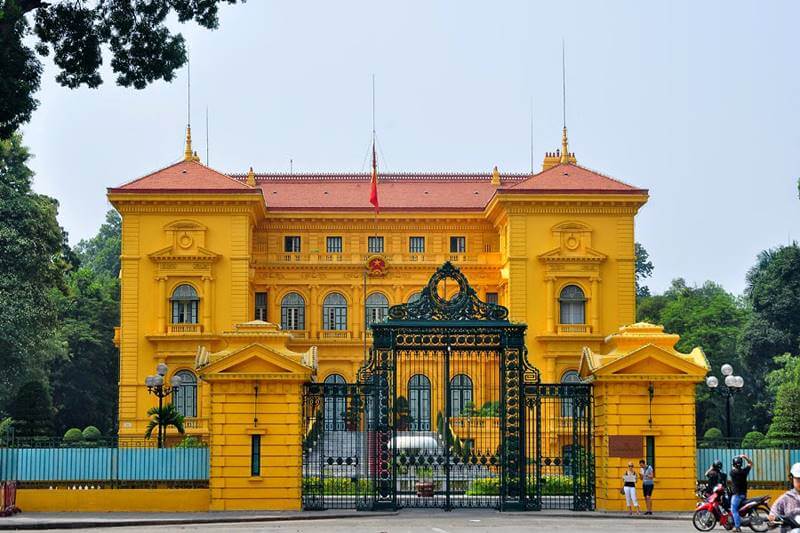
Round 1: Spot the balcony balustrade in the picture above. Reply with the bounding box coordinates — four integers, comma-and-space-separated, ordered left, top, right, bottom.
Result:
167, 323, 204, 334
557, 324, 592, 335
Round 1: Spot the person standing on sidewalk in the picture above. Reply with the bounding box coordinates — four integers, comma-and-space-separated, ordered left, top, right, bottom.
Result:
622, 462, 641, 515
639, 459, 655, 515
730, 454, 753, 533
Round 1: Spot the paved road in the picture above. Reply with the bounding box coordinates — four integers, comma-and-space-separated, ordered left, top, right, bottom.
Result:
44, 511, 692, 532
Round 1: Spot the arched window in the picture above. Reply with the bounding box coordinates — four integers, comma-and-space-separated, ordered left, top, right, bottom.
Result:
366, 293, 389, 326
322, 292, 347, 330
173, 370, 197, 418
281, 292, 305, 330
323, 374, 346, 431
450, 374, 473, 417
408, 374, 431, 431
559, 285, 586, 325
171, 284, 199, 324
408, 292, 421, 303
561, 370, 582, 417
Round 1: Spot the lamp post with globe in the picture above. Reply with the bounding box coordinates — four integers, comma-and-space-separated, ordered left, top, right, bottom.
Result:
705, 363, 745, 439
145, 363, 182, 448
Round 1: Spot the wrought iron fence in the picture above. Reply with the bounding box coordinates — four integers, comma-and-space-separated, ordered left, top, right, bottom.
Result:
0, 439, 209, 488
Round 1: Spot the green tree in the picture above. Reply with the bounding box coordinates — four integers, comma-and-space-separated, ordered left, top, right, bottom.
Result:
740, 430, 766, 448
74, 210, 121, 277
50, 267, 119, 434
7, 380, 54, 437
0, 133, 68, 412
635, 242, 654, 299
0, 0, 242, 139
144, 404, 185, 446
763, 380, 800, 447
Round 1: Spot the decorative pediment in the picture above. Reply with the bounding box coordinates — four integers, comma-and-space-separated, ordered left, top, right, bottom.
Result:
148, 245, 220, 263
198, 342, 313, 382
579, 323, 709, 382
538, 220, 607, 265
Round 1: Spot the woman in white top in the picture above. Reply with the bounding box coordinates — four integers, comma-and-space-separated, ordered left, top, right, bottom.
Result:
622, 462, 641, 515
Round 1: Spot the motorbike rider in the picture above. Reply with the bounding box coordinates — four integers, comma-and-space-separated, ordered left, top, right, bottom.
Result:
768, 462, 800, 533
730, 454, 753, 533
705, 459, 728, 495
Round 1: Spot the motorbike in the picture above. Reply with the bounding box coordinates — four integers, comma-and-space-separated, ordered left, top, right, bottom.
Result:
769, 513, 800, 533
693, 483, 771, 531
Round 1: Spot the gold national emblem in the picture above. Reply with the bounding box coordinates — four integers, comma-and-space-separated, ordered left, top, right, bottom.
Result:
366, 255, 387, 277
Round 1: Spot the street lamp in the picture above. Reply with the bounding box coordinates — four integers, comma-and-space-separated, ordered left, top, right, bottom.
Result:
145, 363, 182, 448
705, 363, 745, 439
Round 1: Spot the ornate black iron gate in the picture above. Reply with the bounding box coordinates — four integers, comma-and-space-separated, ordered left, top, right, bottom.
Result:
302, 262, 593, 511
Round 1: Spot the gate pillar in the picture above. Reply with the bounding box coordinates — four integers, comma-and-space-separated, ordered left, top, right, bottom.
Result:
197, 321, 316, 511
579, 323, 708, 512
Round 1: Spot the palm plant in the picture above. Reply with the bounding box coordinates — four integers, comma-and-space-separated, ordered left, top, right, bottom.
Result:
144, 404, 185, 445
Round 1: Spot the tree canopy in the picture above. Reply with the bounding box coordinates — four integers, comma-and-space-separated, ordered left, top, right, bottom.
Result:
0, 0, 242, 138
0, 133, 69, 410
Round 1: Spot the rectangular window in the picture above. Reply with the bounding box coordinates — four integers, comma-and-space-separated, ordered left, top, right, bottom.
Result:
250, 434, 261, 476
281, 306, 305, 331
326, 236, 343, 253
450, 236, 466, 253
646, 436, 656, 472
284, 236, 301, 252
485, 292, 499, 305
255, 292, 267, 321
409, 236, 425, 253
368, 236, 384, 253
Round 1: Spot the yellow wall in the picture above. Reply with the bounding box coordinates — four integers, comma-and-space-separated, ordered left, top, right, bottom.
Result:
207, 380, 305, 511
16, 488, 209, 512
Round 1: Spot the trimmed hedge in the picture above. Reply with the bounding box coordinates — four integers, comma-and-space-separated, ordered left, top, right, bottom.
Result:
466, 474, 575, 496
303, 477, 372, 495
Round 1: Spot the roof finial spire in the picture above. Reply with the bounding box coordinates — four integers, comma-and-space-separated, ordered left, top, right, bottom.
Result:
246, 166, 256, 187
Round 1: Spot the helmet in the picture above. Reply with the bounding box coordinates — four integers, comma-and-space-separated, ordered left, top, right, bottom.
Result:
713, 460, 723, 470
732, 456, 744, 469
791, 462, 800, 479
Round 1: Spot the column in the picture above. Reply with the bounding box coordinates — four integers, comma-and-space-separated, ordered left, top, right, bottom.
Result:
591, 278, 600, 333
309, 285, 319, 338
203, 276, 213, 333
157, 276, 166, 333
352, 283, 362, 340
268, 285, 278, 325
545, 277, 555, 333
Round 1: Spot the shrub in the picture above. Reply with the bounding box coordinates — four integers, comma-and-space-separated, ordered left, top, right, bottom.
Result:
465, 475, 574, 496
701, 427, 724, 447
64, 428, 83, 443
764, 381, 800, 447
740, 431, 766, 448
176, 436, 204, 448
302, 477, 372, 495
82, 426, 102, 441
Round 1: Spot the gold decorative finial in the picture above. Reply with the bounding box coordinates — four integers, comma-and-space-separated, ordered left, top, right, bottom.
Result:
184, 125, 196, 162
491, 165, 501, 186
246, 166, 256, 187
560, 127, 569, 164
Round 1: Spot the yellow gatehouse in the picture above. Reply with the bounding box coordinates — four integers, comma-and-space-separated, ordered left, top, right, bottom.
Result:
105, 127, 707, 511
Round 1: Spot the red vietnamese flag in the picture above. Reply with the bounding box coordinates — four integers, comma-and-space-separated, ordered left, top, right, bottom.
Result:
369, 142, 379, 213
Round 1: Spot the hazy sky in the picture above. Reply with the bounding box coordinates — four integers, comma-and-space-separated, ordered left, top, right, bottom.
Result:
22, 0, 800, 295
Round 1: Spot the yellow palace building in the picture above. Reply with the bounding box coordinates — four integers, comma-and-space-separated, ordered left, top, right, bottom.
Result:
107, 127, 709, 512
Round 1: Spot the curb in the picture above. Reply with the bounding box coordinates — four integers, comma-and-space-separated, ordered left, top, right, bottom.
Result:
0, 512, 399, 530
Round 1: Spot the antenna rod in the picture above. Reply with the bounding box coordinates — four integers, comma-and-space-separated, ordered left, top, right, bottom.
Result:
530, 96, 534, 174
187, 53, 191, 128
561, 39, 566, 129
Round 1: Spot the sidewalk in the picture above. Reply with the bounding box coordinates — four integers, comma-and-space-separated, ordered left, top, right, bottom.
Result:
0, 509, 693, 530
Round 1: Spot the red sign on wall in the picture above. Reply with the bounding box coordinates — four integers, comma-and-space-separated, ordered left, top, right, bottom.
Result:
608, 436, 643, 458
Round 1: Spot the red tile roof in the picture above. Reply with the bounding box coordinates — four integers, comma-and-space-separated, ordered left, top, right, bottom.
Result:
109, 161, 646, 210
108, 160, 259, 194
502, 163, 647, 195
242, 173, 526, 212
